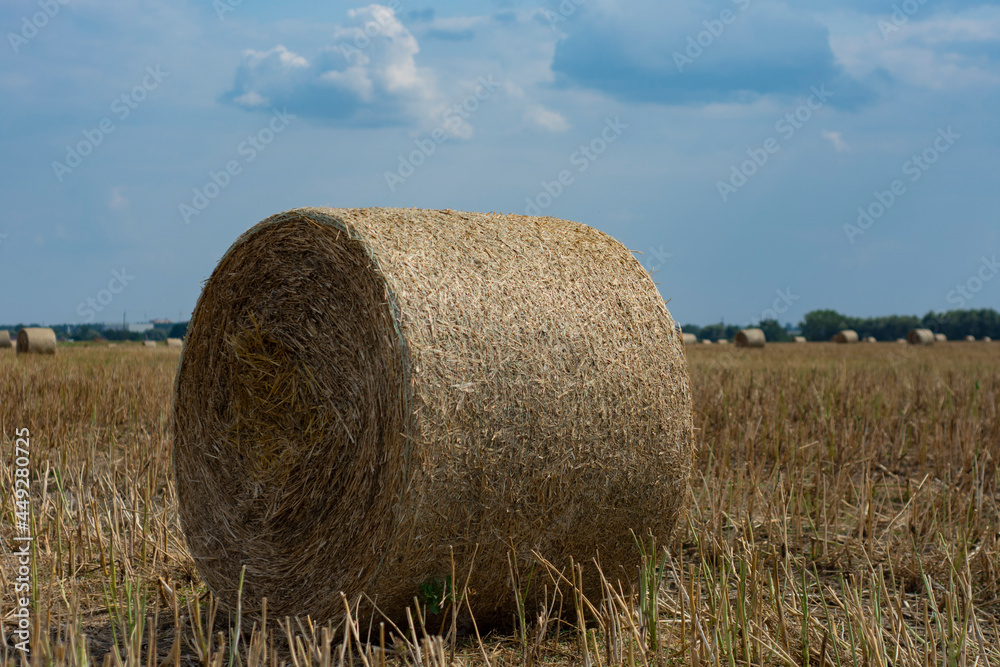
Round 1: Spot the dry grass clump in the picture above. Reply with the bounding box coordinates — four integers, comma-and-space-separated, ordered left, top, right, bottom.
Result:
173, 207, 694, 629
17, 327, 57, 355
735, 328, 765, 348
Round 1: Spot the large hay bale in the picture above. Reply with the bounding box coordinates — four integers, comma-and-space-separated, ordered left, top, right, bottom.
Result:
908, 329, 934, 345
683, 332, 697, 345
173, 207, 694, 628
0, 330, 11, 348
735, 328, 765, 348
833, 330, 858, 344
166, 337, 184, 348
934, 333, 947, 343
16, 327, 56, 355
793, 336, 807, 343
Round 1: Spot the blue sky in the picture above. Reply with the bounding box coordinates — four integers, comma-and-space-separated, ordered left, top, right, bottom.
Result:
1, 0, 998, 327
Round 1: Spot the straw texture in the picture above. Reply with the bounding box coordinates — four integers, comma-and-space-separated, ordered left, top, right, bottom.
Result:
833, 330, 859, 344
173, 207, 694, 628
735, 328, 765, 348
908, 329, 934, 346
0, 330, 10, 348
17, 328, 56, 355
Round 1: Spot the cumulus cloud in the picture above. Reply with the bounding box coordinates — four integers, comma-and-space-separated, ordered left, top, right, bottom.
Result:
223, 5, 442, 128
822, 130, 849, 152
549, 0, 877, 109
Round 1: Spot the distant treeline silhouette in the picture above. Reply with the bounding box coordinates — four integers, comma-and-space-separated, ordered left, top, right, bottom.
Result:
683, 308, 1000, 342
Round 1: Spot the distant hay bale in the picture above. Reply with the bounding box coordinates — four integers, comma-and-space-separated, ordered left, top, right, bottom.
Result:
985, 337, 993, 342
16, 327, 56, 355
793, 336, 807, 343
735, 328, 765, 348
964, 335, 976, 342
832, 330, 859, 344
701, 339, 714, 344
863, 336, 877, 343
143, 340, 158, 348
166, 338, 184, 348
716, 339, 729, 345
934, 333, 947, 343
173, 207, 695, 628
0, 330, 11, 348
908, 329, 934, 345
896, 338, 907, 344
683, 332, 697, 345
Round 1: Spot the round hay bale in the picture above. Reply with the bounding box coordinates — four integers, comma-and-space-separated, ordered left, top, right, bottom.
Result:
863, 336, 877, 343
173, 207, 694, 628
16, 327, 56, 355
0, 330, 11, 348
934, 333, 947, 343
682, 332, 697, 345
716, 339, 729, 345
908, 329, 934, 345
984, 336, 993, 342
735, 328, 765, 348
896, 338, 907, 344
832, 329, 858, 344
964, 335, 976, 342
143, 340, 158, 348
793, 336, 807, 343
166, 337, 184, 348
701, 339, 714, 344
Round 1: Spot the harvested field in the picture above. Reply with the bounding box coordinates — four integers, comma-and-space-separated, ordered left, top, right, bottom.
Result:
1, 343, 998, 665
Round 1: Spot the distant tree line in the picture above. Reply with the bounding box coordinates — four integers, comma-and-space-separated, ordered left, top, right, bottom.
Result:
683, 308, 1000, 342
0, 322, 189, 342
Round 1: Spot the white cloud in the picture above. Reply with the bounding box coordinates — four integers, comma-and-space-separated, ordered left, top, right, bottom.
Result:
524, 106, 569, 132
109, 187, 129, 211
822, 130, 849, 152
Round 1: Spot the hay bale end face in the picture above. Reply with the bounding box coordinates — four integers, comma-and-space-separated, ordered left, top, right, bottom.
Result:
173, 207, 695, 628
735, 328, 765, 348
793, 336, 807, 343
0, 330, 11, 348
908, 329, 934, 346
833, 329, 859, 344
17, 328, 57, 355
683, 332, 697, 345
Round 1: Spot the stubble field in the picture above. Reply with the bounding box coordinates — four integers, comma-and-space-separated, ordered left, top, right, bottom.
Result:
1, 341, 998, 666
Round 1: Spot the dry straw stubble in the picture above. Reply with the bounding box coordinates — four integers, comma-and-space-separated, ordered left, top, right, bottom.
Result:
17, 327, 57, 354
173, 207, 695, 629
